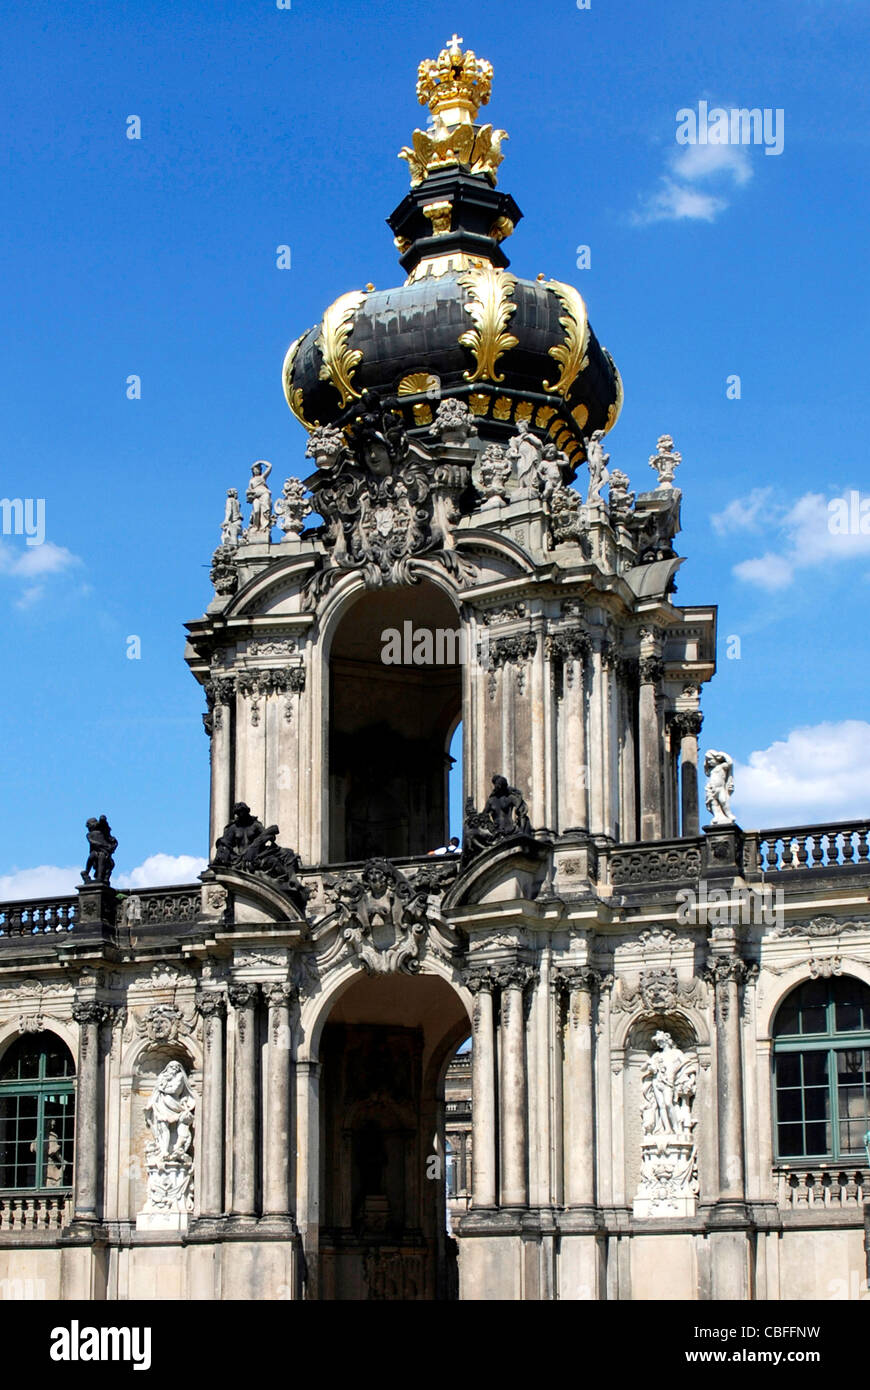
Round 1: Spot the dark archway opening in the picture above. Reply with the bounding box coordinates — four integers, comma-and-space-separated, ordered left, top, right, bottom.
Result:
329, 584, 462, 862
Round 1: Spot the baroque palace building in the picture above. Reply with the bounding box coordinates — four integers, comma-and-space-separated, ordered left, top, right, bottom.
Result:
2, 38, 870, 1302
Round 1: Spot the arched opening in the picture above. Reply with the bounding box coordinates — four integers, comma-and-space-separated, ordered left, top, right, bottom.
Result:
318, 971, 468, 1300
0, 1034, 75, 1192
444, 1035, 471, 1233
773, 975, 870, 1161
328, 583, 462, 862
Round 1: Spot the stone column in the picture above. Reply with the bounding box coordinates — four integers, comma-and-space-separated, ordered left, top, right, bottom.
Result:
466, 971, 497, 1209
196, 991, 227, 1218
499, 966, 530, 1209
638, 650, 664, 841
707, 955, 747, 1205
229, 982, 259, 1219
263, 982, 295, 1220
676, 710, 703, 837
207, 677, 235, 856
71, 1001, 106, 1223
561, 970, 596, 1208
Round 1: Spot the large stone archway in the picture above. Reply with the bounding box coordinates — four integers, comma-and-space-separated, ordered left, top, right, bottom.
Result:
317, 971, 468, 1301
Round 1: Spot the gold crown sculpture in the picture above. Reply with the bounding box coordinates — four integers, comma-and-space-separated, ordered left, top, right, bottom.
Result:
399, 36, 507, 189
416, 33, 493, 124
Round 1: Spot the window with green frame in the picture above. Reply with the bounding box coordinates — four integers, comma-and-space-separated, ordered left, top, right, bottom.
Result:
773, 976, 870, 1162
0, 1035, 75, 1191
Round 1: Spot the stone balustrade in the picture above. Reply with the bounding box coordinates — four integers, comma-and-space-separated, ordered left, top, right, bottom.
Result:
0, 898, 77, 937
775, 1165, 867, 1210
0, 1193, 72, 1231
747, 821, 870, 874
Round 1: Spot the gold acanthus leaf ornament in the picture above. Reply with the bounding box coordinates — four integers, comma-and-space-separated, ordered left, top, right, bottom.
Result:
315, 290, 368, 408
542, 279, 590, 397
458, 263, 519, 384
282, 331, 317, 430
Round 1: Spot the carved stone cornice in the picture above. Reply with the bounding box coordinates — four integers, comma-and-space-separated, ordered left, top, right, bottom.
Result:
550, 965, 599, 996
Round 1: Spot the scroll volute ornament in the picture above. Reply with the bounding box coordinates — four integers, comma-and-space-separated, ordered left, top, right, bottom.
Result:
542, 279, 589, 397
315, 289, 368, 409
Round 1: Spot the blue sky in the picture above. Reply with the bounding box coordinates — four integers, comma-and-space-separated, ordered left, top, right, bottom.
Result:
2, 0, 868, 893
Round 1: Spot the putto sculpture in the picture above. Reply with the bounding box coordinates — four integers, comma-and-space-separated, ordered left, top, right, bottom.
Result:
634, 1029, 699, 1218
473, 443, 511, 507
704, 750, 736, 825
81, 816, 117, 885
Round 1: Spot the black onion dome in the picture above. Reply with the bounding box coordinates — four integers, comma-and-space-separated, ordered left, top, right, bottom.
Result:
281, 38, 623, 470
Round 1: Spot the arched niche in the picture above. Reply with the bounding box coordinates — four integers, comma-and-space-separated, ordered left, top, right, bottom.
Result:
620, 1013, 711, 1209
127, 1043, 199, 1222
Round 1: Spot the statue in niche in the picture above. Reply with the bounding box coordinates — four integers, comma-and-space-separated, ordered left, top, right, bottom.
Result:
585, 429, 610, 506
245, 460, 274, 539
144, 1060, 195, 1160
704, 750, 736, 825
506, 419, 545, 490
220, 488, 242, 548
142, 1060, 196, 1218
81, 815, 117, 884
640, 1031, 697, 1139
634, 1030, 699, 1218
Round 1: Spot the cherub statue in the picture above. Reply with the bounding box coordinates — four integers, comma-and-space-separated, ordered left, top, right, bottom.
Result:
81, 816, 117, 884
506, 419, 545, 490
585, 430, 610, 506
537, 443, 567, 510
245, 460, 274, 539
704, 750, 736, 825
220, 488, 242, 548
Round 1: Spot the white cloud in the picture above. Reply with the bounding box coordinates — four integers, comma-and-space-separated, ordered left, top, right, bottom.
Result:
632, 107, 756, 225
0, 541, 80, 578
732, 720, 870, 827
0, 865, 81, 899
115, 854, 208, 889
711, 487, 772, 535
0, 853, 207, 901
732, 553, 795, 590
723, 488, 870, 589
633, 180, 727, 226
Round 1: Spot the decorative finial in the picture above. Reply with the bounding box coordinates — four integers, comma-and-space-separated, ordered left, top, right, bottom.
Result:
648, 433, 682, 490
416, 36, 494, 125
